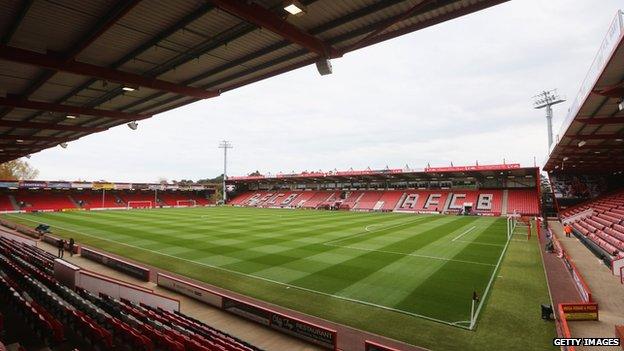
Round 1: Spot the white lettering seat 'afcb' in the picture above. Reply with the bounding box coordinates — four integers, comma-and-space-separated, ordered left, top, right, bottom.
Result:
400, 194, 419, 209
477, 194, 493, 210
449, 194, 466, 209
424, 194, 441, 209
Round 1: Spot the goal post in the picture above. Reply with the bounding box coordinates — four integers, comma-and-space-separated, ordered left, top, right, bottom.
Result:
507, 211, 532, 240
176, 199, 197, 207
127, 201, 152, 209
506, 213, 518, 239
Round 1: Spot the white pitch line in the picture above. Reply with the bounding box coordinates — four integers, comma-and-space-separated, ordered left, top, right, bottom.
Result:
324, 216, 428, 246
324, 243, 495, 267
5, 214, 470, 329
469, 219, 514, 329
454, 240, 505, 247
451, 226, 476, 242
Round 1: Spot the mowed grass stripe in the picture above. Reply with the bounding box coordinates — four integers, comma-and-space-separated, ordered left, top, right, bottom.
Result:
288, 217, 484, 296
28, 209, 428, 268
8, 208, 506, 325
393, 218, 505, 322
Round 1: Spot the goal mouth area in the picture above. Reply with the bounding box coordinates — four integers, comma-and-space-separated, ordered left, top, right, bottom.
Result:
127, 201, 153, 209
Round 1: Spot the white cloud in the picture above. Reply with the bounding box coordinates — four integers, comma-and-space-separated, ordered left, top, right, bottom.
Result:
30, 0, 623, 181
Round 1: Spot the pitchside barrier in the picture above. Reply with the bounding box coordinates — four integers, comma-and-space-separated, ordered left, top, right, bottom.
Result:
157, 273, 338, 350
0, 228, 37, 246
42, 234, 79, 254
78, 270, 179, 311
0, 219, 40, 239
81, 247, 150, 281
365, 340, 400, 351
551, 229, 593, 302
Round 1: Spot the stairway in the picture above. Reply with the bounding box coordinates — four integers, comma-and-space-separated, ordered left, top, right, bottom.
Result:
502, 189, 509, 215
68, 194, 81, 208
392, 193, 407, 212
8, 195, 19, 210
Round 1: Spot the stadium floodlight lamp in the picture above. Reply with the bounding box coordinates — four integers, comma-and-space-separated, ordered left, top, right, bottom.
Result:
577, 140, 586, 147
284, 1, 306, 15
59, 142, 68, 149
122, 86, 137, 92
127, 121, 138, 130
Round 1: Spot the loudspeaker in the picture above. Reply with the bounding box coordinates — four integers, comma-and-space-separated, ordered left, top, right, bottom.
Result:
316, 59, 332, 76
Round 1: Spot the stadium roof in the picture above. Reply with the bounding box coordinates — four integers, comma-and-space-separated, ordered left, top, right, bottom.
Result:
0, 0, 508, 163
226, 164, 539, 184
544, 10, 624, 173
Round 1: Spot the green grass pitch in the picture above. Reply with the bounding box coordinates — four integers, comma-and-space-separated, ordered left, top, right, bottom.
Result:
3, 207, 557, 350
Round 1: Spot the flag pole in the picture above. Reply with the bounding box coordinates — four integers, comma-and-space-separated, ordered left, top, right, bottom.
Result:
470, 298, 475, 329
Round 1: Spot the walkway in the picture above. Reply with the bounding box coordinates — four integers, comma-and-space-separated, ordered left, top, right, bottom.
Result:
549, 221, 624, 351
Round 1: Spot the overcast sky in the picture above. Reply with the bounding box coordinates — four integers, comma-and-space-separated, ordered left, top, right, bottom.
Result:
29, 0, 623, 182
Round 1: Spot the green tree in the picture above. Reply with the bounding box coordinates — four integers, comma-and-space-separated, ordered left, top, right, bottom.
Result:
0, 159, 39, 180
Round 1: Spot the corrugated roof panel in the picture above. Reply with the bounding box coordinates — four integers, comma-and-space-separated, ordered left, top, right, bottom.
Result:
156, 29, 288, 84
0, 61, 40, 95
210, 52, 317, 91
10, 0, 116, 53
78, 0, 201, 67
0, 0, 21, 42
30, 72, 94, 102
182, 7, 242, 40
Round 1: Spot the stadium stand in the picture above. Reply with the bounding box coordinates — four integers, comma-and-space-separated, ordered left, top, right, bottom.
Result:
0, 183, 213, 213
561, 189, 624, 260
0, 235, 260, 351
71, 191, 125, 209
229, 188, 539, 216
0, 195, 16, 212
506, 189, 540, 216
13, 190, 76, 212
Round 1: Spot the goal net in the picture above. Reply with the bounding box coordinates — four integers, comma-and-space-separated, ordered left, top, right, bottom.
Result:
176, 200, 197, 207
127, 201, 152, 209
507, 211, 531, 240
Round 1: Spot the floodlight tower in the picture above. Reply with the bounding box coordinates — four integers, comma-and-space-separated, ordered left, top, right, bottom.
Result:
218, 140, 233, 204
533, 89, 566, 149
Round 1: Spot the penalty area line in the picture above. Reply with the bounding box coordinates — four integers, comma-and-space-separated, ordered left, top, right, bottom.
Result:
5, 214, 470, 330
451, 226, 476, 242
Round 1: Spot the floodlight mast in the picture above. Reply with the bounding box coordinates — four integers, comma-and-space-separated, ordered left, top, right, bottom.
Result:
218, 140, 233, 204
533, 89, 566, 149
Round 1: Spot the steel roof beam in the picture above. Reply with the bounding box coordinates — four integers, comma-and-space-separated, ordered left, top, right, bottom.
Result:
564, 134, 622, 140
1, 0, 34, 45
341, 0, 438, 53
207, 0, 338, 58
0, 135, 68, 142
0, 45, 219, 99
0, 120, 107, 132
0, 96, 151, 121
577, 117, 624, 125
0, 0, 141, 120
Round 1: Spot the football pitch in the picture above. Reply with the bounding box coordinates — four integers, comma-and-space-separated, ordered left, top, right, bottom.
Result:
3, 207, 557, 350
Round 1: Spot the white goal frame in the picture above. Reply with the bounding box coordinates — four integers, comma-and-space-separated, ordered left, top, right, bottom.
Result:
127, 201, 152, 209
506, 212, 520, 238
176, 199, 197, 207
